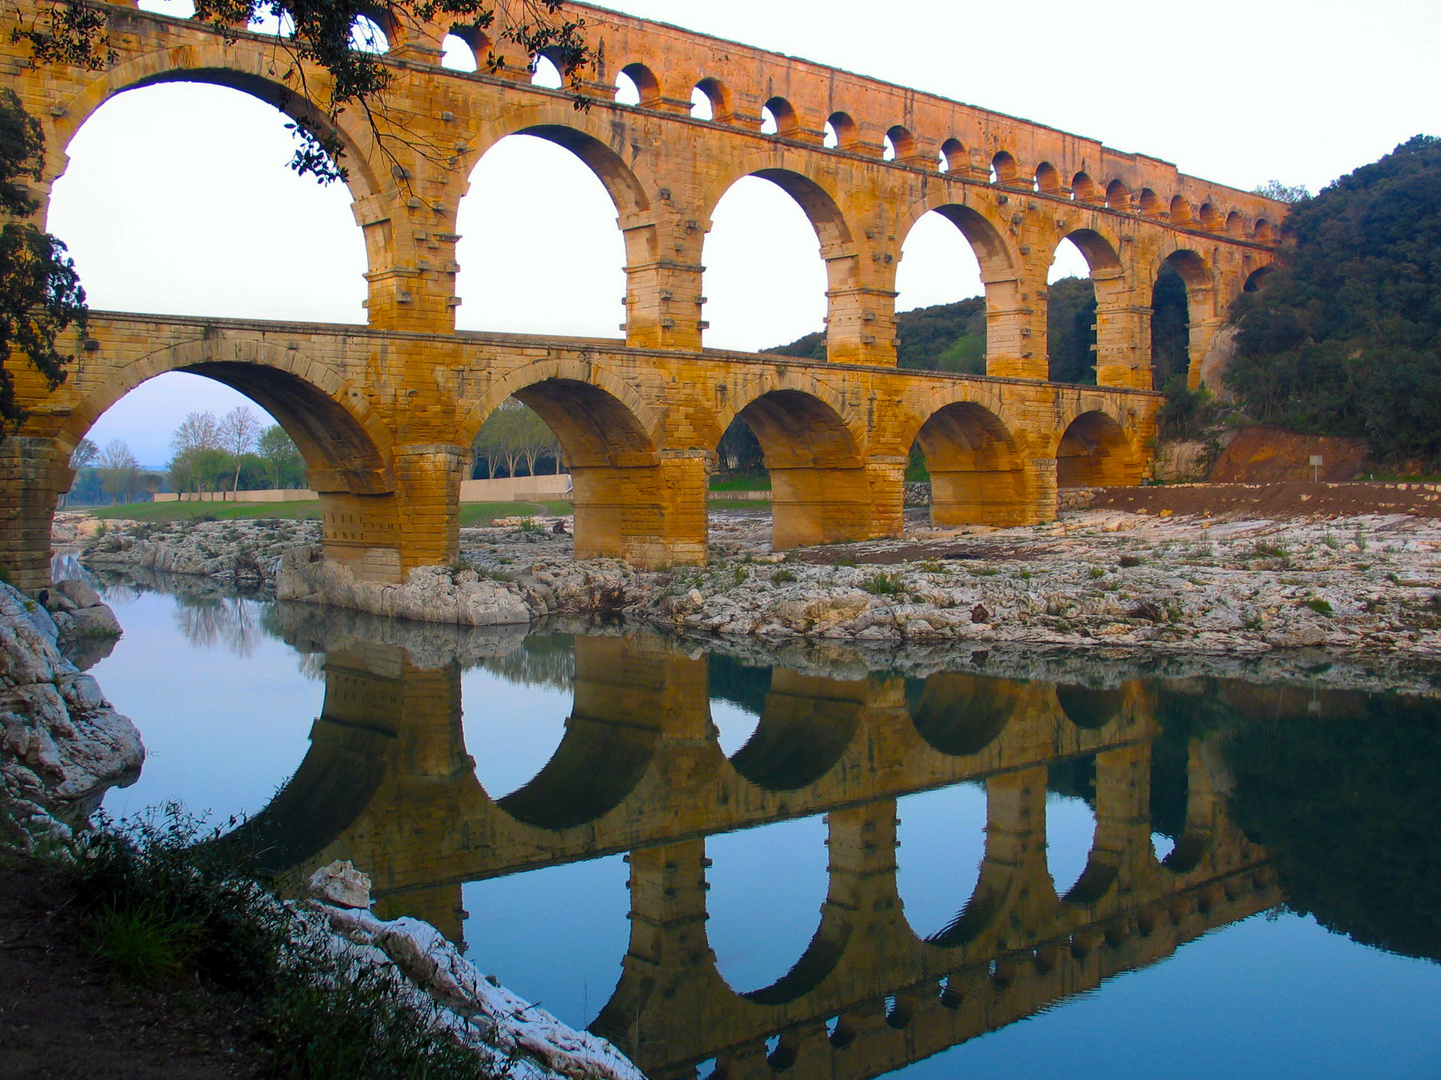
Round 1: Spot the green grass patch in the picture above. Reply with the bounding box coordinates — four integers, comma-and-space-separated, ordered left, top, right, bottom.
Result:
458, 500, 571, 527
91, 500, 322, 522
1301, 597, 1334, 616
708, 498, 771, 513
708, 474, 771, 492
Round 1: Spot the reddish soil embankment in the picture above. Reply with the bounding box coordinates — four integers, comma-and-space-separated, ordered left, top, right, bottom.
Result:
1210, 426, 1371, 483
1088, 480, 1441, 519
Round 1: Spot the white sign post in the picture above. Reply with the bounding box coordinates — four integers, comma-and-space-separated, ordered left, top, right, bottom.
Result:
1309, 455, 1324, 483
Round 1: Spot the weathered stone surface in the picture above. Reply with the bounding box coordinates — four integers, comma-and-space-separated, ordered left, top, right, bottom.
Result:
320, 904, 644, 1080
307, 860, 373, 909
0, 582, 143, 831
277, 547, 530, 627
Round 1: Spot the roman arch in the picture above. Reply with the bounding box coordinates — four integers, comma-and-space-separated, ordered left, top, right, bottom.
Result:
0, 0, 1282, 591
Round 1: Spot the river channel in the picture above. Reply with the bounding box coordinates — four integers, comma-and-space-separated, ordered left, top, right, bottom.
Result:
68, 565, 1441, 1080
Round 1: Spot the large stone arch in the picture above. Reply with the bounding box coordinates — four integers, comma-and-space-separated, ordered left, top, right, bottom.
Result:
698, 152, 855, 251
461, 357, 663, 467
463, 104, 657, 222
464, 357, 700, 565
713, 374, 871, 550
45, 45, 384, 211
52, 337, 392, 490
494, 710, 661, 831
726, 671, 862, 792
898, 392, 1041, 528
1150, 245, 1217, 321
895, 194, 1018, 279
1053, 400, 1146, 489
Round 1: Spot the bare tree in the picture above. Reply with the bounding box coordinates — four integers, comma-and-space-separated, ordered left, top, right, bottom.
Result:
70, 437, 98, 469
96, 438, 140, 504
218, 406, 262, 491
171, 411, 223, 456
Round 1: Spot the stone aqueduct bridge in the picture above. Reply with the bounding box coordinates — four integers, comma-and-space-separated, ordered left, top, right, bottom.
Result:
245, 631, 1279, 1080
1, 0, 1284, 591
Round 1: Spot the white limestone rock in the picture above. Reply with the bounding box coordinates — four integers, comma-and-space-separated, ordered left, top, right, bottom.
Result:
277, 548, 531, 627
0, 582, 143, 829
307, 859, 373, 909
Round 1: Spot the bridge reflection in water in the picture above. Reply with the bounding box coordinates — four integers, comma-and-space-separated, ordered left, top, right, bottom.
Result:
243, 631, 1278, 1080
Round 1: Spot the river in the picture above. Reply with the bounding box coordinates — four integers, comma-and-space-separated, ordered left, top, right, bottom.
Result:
70, 566, 1441, 1080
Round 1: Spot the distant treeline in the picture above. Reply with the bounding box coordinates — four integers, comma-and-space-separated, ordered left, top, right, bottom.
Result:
65, 408, 305, 506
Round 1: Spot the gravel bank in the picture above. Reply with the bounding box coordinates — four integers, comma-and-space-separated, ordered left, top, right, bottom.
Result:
76, 508, 1441, 658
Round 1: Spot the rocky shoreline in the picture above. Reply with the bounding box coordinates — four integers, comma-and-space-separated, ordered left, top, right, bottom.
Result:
75, 507, 1441, 662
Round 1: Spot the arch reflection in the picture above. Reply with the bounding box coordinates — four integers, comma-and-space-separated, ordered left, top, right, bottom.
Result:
225, 613, 1365, 1080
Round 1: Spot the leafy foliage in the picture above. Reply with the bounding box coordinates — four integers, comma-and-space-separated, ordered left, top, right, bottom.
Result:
0, 91, 86, 436
67, 803, 503, 1078
471, 397, 560, 478
764, 282, 1101, 384
1157, 377, 1215, 441
1225, 136, 1441, 465
1046, 276, 1097, 384
1225, 700, 1441, 963
1253, 179, 1312, 204
1149, 266, 1190, 390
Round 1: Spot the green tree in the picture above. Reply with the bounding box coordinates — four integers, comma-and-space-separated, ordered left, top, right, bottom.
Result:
1150, 266, 1191, 390
1046, 276, 1097, 384
1226, 136, 1441, 465
0, 88, 86, 436
1253, 179, 1312, 204
257, 424, 305, 488
96, 438, 140, 503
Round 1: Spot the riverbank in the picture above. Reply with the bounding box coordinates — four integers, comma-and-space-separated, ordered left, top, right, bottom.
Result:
73, 502, 1441, 661
0, 573, 643, 1080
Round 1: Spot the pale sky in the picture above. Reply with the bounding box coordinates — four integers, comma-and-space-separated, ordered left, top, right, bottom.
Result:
49, 0, 1439, 467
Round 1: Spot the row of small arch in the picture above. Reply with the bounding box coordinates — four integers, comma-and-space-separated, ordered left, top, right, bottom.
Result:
717, 866, 1278, 1075
208, 3, 1282, 247
530, 53, 1281, 245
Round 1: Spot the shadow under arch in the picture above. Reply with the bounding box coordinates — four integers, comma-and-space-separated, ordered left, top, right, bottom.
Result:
1055, 684, 1128, 729
229, 710, 395, 874
496, 708, 661, 830
904, 398, 1036, 528
728, 671, 863, 791
1055, 408, 1143, 489
741, 918, 852, 1006
906, 673, 1020, 756
53, 338, 391, 494
716, 380, 870, 550
464, 362, 675, 562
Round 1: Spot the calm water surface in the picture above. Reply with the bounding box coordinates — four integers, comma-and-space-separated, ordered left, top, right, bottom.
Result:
77, 571, 1441, 1080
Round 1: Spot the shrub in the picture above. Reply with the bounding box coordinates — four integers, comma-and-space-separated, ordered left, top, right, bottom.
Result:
862, 572, 904, 596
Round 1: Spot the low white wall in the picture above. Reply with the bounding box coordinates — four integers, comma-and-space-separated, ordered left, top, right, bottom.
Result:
153, 474, 573, 506
154, 489, 317, 503
459, 474, 572, 503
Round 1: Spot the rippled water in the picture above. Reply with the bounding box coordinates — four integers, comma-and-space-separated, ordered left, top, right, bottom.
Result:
76, 570, 1441, 1080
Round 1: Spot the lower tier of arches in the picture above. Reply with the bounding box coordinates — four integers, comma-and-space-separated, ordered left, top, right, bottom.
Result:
0, 313, 1161, 592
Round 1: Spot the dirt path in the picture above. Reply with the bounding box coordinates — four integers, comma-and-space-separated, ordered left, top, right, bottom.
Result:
0, 859, 264, 1080
1087, 480, 1441, 519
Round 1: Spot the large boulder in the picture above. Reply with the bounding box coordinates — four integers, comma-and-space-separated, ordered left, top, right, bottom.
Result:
0, 582, 143, 833
277, 547, 532, 627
